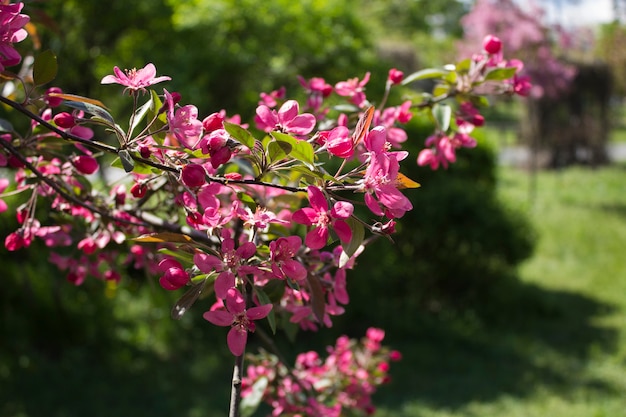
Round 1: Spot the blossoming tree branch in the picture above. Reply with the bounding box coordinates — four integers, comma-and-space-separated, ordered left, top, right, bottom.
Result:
0, 3, 529, 416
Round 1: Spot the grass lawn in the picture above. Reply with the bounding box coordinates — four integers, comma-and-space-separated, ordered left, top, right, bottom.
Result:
374, 163, 626, 417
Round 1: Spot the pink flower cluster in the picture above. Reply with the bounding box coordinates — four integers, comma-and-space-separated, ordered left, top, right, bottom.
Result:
417, 34, 531, 169
0, 2, 29, 72
242, 328, 402, 417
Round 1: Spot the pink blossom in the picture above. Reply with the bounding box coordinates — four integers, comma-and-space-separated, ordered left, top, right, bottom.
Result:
292, 186, 353, 250
335, 72, 370, 107
198, 129, 232, 168
194, 238, 257, 299
269, 236, 307, 281
255, 100, 316, 136
168, 104, 203, 149
258, 86, 286, 108
203, 287, 272, 356
236, 204, 289, 230
320, 126, 354, 159
101, 63, 171, 93
360, 127, 412, 218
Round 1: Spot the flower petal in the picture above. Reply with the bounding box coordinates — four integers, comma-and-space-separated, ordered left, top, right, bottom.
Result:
215, 271, 236, 300
227, 326, 248, 356
247, 304, 273, 320
291, 207, 317, 226
305, 226, 328, 250
307, 186, 328, 213
203, 309, 234, 326
332, 219, 352, 243
225, 287, 246, 314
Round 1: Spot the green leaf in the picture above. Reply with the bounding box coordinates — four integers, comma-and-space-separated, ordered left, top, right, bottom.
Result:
254, 287, 276, 335
146, 90, 167, 143
33, 50, 58, 86
432, 103, 452, 132
111, 155, 152, 174
432, 83, 450, 98
306, 274, 326, 324
0, 118, 14, 133
455, 58, 472, 73
339, 217, 365, 268
157, 248, 195, 264
271, 131, 315, 169
266, 140, 289, 163
63, 99, 115, 125
331, 103, 360, 113
130, 97, 154, 136
402, 68, 447, 85
484, 67, 517, 81
224, 121, 256, 150
239, 377, 268, 417
118, 149, 135, 172
291, 141, 315, 169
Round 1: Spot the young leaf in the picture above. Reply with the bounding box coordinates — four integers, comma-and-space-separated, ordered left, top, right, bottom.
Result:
254, 287, 276, 334
118, 149, 135, 172
432, 103, 452, 132
146, 89, 167, 142
171, 277, 209, 320
306, 274, 326, 324
339, 216, 365, 268
267, 140, 289, 163
395, 172, 421, 189
272, 131, 315, 169
33, 50, 58, 86
291, 140, 315, 169
0, 118, 14, 133
402, 68, 447, 85
59, 97, 115, 124
130, 96, 154, 136
224, 121, 256, 150
484, 67, 517, 81
132, 232, 193, 243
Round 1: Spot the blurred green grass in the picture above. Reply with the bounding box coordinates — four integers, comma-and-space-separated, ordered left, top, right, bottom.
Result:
374, 163, 626, 417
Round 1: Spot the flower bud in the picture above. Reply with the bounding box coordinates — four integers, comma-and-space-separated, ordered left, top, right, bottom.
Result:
139, 145, 151, 159
483, 35, 502, 55
53, 112, 76, 128
181, 163, 206, 188
72, 155, 99, 175
45, 87, 64, 108
130, 183, 148, 198
387, 68, 404, 85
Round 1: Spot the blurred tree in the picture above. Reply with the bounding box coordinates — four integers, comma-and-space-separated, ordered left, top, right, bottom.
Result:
29, 0, 380, 116
597, 22, 626, 95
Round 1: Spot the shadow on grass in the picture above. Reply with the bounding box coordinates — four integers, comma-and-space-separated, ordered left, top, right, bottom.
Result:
372, 273, 620, 412
0, 321, 235, 417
